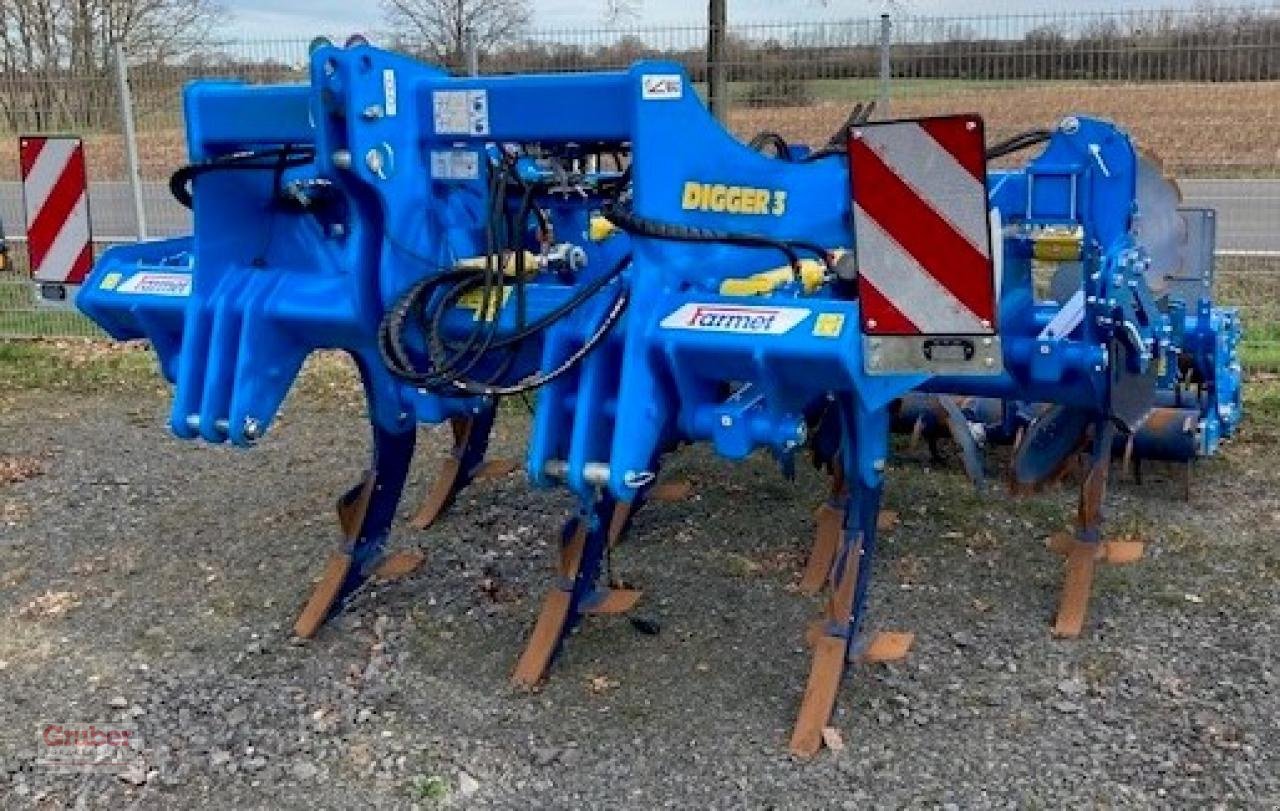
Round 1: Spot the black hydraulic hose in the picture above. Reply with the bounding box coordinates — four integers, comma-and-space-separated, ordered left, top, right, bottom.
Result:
985, 129, 1053, 160
748, 131, 791, 158
168, 146, 316, 209
378, 255, 634, 390
601, 203, 834, 276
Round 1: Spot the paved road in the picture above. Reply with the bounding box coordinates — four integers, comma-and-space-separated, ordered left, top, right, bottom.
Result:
1180, 179, 1280, 254
1, 178, 1277, 253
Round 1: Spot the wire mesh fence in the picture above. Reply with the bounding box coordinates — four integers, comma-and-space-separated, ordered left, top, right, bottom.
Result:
0, 4, 1277, 362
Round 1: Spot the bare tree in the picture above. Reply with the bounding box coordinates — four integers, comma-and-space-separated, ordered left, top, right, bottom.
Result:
603, 0, 640, 25
382, 0, 532, 65
0, 0, 224, 129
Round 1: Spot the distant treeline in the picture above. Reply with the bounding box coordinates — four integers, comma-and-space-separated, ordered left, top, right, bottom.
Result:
2, 6, 1277, 132
482, 8, 1280, 83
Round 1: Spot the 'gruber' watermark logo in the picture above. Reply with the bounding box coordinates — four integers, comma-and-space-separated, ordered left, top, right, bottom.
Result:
659, 303, 811, 335
37, 722, 143, 773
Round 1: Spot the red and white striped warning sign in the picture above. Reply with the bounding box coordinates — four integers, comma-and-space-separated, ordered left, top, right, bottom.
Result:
850, 115, 995, 336
20, 136, 93, 286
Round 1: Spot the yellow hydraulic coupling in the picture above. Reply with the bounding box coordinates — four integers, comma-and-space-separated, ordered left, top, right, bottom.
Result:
455, 251, 542, 278
718, 251, 843, 297
589, 214, 620, 242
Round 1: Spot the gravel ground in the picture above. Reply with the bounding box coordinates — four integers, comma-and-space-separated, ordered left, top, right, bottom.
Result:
2, 384, 1278, 809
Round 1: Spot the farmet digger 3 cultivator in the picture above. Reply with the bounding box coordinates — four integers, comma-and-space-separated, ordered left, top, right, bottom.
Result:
76, 39, 1242, 757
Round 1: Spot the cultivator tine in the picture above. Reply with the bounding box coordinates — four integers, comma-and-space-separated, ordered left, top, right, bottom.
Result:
473, 458, 521, 480
511, 519, 587, 689
410, 412, 514, 531
373, 549, 428, 581
604, 475, 693, 550
513, 498, 621, 688
294, 474, 377, 638
583, 587, 643, 615
801, 467, 846, 595
1049, 421, 1144, 638
650, 479, 694, 503
859, 632, 914, 664
1053, 541, 1100, 639
294, 425, 419, 639
337, 473, 377, 539
801, 506, 899, 597
512, 590, 573, 689
607, 502, 634, 548
294, 552, 354, 640
791, 536, 861, 758
802, 461, 896, 597
800, 502, 843, 596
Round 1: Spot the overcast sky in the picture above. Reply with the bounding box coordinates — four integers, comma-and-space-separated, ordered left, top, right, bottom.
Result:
221, 0, 1241, 39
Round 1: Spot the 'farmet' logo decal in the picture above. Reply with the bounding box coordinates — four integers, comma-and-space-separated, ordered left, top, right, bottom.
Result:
116, 272, 192, 297
660, 303, 810, 335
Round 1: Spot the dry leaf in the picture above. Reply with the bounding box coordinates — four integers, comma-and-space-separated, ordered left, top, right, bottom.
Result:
821, 726, 845, 752
19, 591, 80, 620
587, 674, 619, 694
0, 455, 45, 486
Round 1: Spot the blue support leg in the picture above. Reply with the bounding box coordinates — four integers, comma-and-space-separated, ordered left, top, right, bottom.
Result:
293, 421, 419, 638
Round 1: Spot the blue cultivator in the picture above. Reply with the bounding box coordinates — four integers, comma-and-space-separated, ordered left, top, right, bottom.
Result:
76, 41, 1240, 757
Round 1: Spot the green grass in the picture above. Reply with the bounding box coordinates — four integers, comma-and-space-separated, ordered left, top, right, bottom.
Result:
0, 340, 162, 394
0, 339, 371, 411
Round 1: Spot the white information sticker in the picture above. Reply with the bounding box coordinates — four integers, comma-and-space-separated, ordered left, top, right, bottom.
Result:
430, 150, 480, 181
432, 89, 490, 136
641, 74, 684, 101
382, 69, 398, 117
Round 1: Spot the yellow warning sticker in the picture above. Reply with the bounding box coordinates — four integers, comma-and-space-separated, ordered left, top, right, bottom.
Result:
812, 312, 845, 338
456, 287, 511, 321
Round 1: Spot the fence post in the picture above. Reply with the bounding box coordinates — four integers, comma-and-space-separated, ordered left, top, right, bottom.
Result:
466, 28, 479, 76
707, 0, 729, 122
113, 43, 148, 241
877, 13, 892, 115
